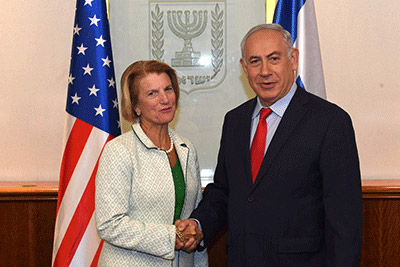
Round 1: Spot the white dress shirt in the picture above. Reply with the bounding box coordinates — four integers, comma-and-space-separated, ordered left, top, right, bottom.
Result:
250, 82, 297, 155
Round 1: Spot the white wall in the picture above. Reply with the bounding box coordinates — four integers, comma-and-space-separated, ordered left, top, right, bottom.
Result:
0, 0, 399, 181
0, 1, 75, 180
315, 1, 400, 179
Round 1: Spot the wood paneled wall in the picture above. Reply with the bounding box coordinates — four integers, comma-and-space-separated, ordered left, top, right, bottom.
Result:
0, 182, 58, 267
0, 180, 399, 267
361, 180, 400, 267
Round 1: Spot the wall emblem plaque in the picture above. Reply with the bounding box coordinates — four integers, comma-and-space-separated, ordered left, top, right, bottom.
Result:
150, 0, 226, 93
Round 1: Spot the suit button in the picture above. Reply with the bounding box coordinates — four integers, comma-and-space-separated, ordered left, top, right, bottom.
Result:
247, 197, 254, 202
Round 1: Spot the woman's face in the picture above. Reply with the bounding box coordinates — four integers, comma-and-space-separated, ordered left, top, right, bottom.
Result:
135, 72, 176, 127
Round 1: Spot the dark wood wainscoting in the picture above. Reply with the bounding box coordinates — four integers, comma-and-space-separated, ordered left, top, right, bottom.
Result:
0, 180, 399, 267
0, 182, 58, 267
360, 179, 400, 267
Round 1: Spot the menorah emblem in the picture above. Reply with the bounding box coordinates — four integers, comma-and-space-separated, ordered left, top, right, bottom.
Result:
167, 9, 208, 67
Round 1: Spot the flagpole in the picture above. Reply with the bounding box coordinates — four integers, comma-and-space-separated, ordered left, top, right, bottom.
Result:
266, 0, 276, 23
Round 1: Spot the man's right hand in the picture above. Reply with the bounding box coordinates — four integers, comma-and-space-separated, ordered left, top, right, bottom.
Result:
174, 219, 203, 253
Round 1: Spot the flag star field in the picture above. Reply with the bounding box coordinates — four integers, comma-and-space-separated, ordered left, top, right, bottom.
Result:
66, 1, 120, 137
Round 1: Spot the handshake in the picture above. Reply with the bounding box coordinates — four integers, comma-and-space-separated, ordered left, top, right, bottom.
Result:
174, 219, 204, 253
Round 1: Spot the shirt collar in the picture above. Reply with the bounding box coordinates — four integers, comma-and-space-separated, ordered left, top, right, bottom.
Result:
252, 82, 297, 119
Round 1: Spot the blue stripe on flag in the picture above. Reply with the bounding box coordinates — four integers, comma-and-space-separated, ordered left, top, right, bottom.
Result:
296, 76, 304, 89
273, 0, 306, 43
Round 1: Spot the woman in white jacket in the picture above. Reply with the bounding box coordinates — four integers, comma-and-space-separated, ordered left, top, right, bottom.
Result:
95, 60, 208, 266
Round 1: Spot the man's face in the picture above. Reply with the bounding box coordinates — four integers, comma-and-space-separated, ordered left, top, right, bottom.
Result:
240, 29, 299, 107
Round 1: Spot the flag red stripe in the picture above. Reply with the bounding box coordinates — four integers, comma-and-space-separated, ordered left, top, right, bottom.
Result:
53, 161, 99, 266
57, 119, 93, 212
53, 134, 112, 266
91, 240, 104, 267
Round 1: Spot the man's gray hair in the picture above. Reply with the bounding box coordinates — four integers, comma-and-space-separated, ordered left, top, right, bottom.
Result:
240, 23, 294, 61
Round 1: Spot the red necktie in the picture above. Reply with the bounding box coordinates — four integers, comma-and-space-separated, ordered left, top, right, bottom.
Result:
250, 108, 272, 183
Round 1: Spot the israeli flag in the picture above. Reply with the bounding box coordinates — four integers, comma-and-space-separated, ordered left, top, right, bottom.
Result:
273, 0, 326, 99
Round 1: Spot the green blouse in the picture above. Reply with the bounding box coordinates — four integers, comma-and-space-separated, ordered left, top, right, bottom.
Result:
171, 158, 185, 222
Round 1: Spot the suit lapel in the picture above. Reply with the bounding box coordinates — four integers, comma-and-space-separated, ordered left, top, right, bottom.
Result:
170, 129, 189, 181
171, 130, 191, 217
252, 87, 310, 189
240, 99, 258, 186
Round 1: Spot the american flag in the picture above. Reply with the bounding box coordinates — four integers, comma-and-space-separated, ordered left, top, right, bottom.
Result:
52, 0, 120, 266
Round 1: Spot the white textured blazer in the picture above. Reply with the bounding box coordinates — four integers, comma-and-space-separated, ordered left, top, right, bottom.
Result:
95, 121, 208, 267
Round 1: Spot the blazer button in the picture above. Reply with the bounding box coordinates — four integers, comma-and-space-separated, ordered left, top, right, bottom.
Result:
247, 196, 254, 202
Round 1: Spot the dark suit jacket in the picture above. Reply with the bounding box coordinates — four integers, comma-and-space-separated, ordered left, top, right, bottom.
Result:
191, 86, 363, 267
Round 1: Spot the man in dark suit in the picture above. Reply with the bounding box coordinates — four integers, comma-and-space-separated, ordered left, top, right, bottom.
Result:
176, 23, 362, 266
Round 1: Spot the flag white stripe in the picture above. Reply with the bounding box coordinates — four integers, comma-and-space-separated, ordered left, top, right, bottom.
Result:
61, 115, 76, 150
52, 125, 108, 263
296, 0, 326, 98
70, 214, 101, 267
